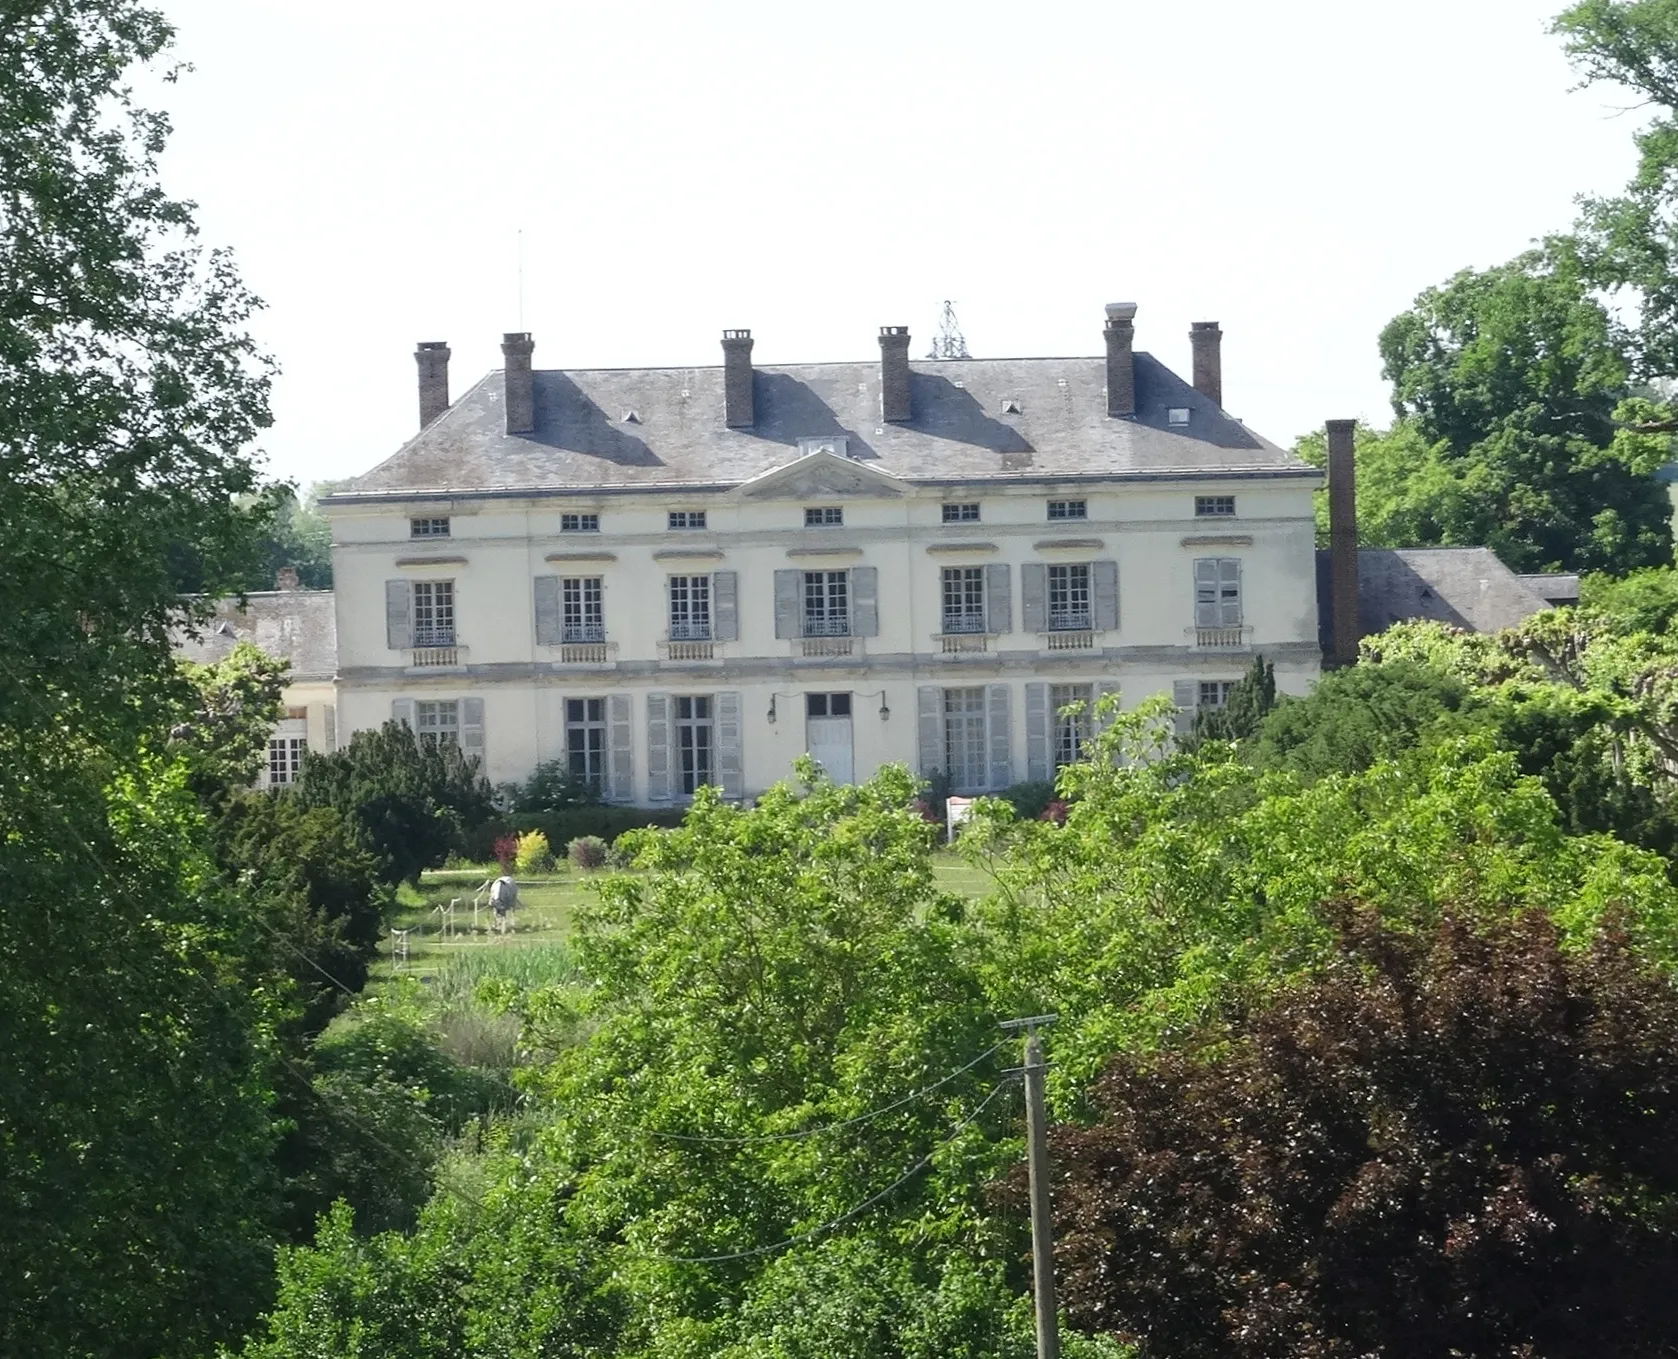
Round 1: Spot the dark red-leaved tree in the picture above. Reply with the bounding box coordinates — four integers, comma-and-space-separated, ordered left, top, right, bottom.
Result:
1044, 910, 1678, 1358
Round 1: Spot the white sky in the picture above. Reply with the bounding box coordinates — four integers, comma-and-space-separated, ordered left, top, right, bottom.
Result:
153, 0, 1646, 489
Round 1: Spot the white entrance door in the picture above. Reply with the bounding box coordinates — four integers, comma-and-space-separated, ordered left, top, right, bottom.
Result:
805, 692, 854, 783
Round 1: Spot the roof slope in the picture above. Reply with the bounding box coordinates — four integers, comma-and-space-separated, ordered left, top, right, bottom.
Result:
1316, 547, 1551, 655
174, 590, 337, 682
334, 354, 1311, 500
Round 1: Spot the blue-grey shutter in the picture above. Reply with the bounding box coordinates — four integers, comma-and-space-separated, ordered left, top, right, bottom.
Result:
774, 569, 801, 639
392, 697, 414, 729
461, 697, 485, 761
987, 683, 1012, 790
715, 690, 743, 800
917, 687, 944, 775
1219, 558, 1243, 626
1092, 559, 1119, 631
607, 693, 634, 803
713, 570, 738, 641
646, 693, 672, 802
984, 562, 1011, 634
1025, 682, 1050, 782
1021, 563, 1047, 633
385, 580, 411, 649
1172, 680, 1197, 736
533, 576, 562, 645
322, 704, 337, 753
1194, 559, 1220, 628
851, 566, 878, 637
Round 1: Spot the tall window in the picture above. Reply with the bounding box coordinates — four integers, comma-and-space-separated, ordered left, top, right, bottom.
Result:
267, 736, 305, 786
1193, 558, 1243, 628
676, 695, 713, 794
1194, 495, 1235, 517
668, 575, 712, 640
415, 699, 459, 744
943, 687, 988, 792
566, 697, 606, 790
942, 502, 980, 523
668, 510, 707, 530
1051, 683, 1094, 770
1046, 499, 1087, 520
562, 577, 604, 642
561, 512, 600, 532
804, 506, 843, 527
941, 567, 986, 633
411, 581, 455, 646
1047, 564, 1092, 630
410, 516, 450, 538
803, 571, 849, 636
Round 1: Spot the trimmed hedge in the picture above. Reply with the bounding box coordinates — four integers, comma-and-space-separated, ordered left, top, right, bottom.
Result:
463, 806, 686, 861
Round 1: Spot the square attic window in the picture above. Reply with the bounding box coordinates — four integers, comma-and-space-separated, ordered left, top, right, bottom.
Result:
1168, 407, 1191, 426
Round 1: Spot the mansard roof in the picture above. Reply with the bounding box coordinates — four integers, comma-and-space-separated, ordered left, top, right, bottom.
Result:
329, 353, 1313, 504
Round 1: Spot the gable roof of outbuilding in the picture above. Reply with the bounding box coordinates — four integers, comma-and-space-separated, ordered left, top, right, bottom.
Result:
173, 590, 337, 683
327, 354, 1314, 504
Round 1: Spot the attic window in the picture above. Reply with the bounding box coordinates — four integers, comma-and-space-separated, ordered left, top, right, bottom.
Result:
804, 506, 843, 527
561, 513, 601, 532
1001, 398, 1022, 415
410, 516, 450, 539
622, 409, 641, 424
797, 435, 849, 458
668, 510, 707, 531
1168, 407, 1190, 426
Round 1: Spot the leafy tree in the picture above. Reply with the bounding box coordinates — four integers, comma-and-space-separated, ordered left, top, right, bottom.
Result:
297, 721, 495, 885
173, 639, 288, 802
1188, 654, 1276, 745
238, 481, 339, 591
514, 756, 598, 811
1581, 563, 1678, 632
1046, 909, 1678, 1359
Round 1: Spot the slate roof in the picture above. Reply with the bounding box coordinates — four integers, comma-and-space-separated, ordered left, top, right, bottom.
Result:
1517, 572, 1582, 606
1316, 548, 1551, 655
330, 353, 1312, 502
174, 590, 337, 682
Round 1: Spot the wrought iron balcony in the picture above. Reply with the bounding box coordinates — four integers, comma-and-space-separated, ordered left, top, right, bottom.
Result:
1048, 610, 1093, 631
801, 614, 851, 637
941, 612, 987, 635
562, 623, 606, 644
667, 619, 713, 641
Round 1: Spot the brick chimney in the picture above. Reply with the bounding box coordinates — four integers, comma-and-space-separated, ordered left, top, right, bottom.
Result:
722, 329, 754, 428
1189, 322, 1222, 407
501, 332, 535, 435
1327, 418, 1360, 666
275, 566, 300, 591
415, 341, 451, 429
879, 326, 912, 422
1103, 302, 1137, 417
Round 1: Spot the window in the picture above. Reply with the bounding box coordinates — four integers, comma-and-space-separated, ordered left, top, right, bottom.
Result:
561, 512, 600, 532
566, 697, 607, 791
676, 695, 714, 794
943, 502, 981, 523
414, 699, 459, 744
668, 510, 707, 530
943, 687, 989, 793
668, 575, 712, 640
1051, 683, 1093, 770
1195, 495, 1236, 517
1194, 558, 1243, 628
267, 736, 305, 785
410, 516, 450, 538
1046, 564, 1092, 630
1198, 680, 1237, 709
1167, 407, 1190, 426
804, 506, 843, 527
806, 692, 853, 718
941, 566, 986, 634
803, 570, 850, 636
411, 580, 455, 647
1047, 499, 1087, 521
562, 577, 604, 643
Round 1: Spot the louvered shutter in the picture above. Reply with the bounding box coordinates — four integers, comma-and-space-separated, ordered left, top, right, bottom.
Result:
1025, 682, 1051, 783
1172, 680, 1197, 736
385, 580, 411, 649
773, 569, 801, 639
607, 694, 634, 803
917, 687, 945, 775
1093, 560, 1119, 631
713, 571, 739, 641
1021, 562, 1047, 633
851, 566, 878, 637
1193, 559, 1221, 628
987, 683, 1012, 790
646, 693, 672, 802
984, 562, 1011, 634
391, 697, 415, 729
461, 697, 485, 760
533, 576, 562, 645
715, 691, 743, 800
1219, 558, 1243, 626
322, 704, 337, 753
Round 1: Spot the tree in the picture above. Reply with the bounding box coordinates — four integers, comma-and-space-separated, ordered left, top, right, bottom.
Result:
1189, 654, 1275, 745
1045, 910, 1678, 1358
174, 639, 288, 802
297, 721, 496, 886
238, 481, 339, 592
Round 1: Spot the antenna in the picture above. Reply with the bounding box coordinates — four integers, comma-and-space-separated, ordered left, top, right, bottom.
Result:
928, 300, 971, 360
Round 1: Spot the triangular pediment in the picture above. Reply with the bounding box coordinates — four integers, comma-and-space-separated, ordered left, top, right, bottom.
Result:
737, 449, 906, 500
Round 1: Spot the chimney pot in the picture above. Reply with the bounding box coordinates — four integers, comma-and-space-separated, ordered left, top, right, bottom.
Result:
878, 325, 912, 422
721, 329, 755, 428
414, 341, 451, 429
1189, 321, 1223, 408
1103, 301, 1137, 417
275, 566, 300, 591
501, 332, 535, 435
1326, 418, 1360, 666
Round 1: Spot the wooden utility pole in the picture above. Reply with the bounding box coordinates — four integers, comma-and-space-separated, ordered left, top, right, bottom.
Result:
1004, 1015, 1060, 1359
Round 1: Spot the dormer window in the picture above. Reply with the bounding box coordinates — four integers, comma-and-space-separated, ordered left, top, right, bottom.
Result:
1168, 407, 1190, 426
797, 435, 849, 458
668, 510, 707, 531
410, 516, 450, 538
804, 506, 843, 527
